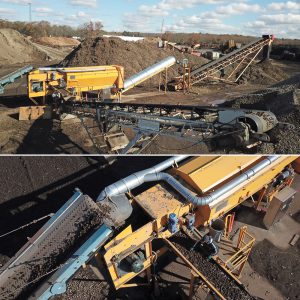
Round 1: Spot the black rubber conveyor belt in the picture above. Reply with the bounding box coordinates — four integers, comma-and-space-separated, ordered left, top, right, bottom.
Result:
170, 232, 256, 300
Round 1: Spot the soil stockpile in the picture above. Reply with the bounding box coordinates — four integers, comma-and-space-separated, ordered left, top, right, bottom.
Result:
224, 74, 300, 154
171, 232, 255, 300
238, 60, 289, 85
0, 29, 47, 65
34, 37, 80, 48
249, 239, 300, 300
61, 37, 208, 82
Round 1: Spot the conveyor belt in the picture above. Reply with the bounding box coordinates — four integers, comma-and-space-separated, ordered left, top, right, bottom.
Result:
189, 36, 273, 85
0, 65, 33, 94
0, 191, 104, 300
169, 232, 255, 300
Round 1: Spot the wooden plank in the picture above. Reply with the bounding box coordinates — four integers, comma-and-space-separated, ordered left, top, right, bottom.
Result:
19, 106, 52, 121
290, 234, 299, 246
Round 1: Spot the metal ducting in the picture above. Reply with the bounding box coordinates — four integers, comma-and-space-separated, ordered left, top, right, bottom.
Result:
123, 56, 176, 92
143, 156, 279, 206
98, 156, 279, 206
97, 156, 188, 201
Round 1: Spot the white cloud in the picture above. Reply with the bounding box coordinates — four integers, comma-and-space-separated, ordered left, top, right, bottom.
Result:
123, 12, 159, 32
216, 3, 262, 15
69, 0, 97, 8
136, 0, 232, 18
139, 5, 169, 17
67, 11, 90, 20
164, 14, 237, 33
245, 13, 300, 38
261, 13, 300, 24
0, 7, 15, 15
268, 1, 300, 11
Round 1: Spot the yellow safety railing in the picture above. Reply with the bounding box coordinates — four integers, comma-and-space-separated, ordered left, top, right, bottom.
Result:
224, 226, 255, 277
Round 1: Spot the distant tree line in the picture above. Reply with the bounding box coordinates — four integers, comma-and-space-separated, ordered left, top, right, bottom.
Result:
0, 19, 104, 39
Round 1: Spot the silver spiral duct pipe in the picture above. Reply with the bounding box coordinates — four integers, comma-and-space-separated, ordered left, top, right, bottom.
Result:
123, 56, 176, 92
97, 156, 279, 206
97, 156, 189, 201
142, 156, 279, 206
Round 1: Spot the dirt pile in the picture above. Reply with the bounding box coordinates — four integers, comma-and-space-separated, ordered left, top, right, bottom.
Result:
61, 37, 208, 82
34, 37, 80, 48
171, 232, 255, 300
224, 74, 300, 154
0, 29, 47, 65
238, 60, 289, 85
249, 239, 300, 300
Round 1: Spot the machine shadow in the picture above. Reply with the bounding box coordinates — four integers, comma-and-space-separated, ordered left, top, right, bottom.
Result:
16, 118, 89, 154
0, 156, 165, 258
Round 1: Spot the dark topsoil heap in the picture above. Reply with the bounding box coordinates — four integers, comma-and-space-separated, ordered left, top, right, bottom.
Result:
61, 37, 208, 82
238, 60, 289, 85
249, 239, 300, 300
224, 68, 300, 154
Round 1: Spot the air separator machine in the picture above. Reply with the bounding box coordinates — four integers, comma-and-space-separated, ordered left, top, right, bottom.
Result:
0, 155, 299, 300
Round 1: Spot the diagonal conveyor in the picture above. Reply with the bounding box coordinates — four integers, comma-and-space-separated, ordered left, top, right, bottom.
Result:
0, 190, 104, 300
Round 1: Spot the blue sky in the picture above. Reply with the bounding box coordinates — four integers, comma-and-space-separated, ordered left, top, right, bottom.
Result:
0, 0, 299, 39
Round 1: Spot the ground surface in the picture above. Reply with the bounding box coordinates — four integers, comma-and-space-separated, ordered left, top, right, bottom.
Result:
0, 157, 299, 300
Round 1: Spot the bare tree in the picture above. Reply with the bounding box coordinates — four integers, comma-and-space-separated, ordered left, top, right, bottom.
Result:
79, 21, 104, 39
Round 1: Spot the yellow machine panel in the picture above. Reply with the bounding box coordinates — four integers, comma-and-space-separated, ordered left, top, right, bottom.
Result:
135, 156, 297, 228
28, 65, 125, 101
174, 156, 261, 193
206, 156, 296, 221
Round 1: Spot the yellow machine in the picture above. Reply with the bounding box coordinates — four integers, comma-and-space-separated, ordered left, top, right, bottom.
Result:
26, 56, 176, 106
2, 156, 299, 300
27, 66, 125, 103
99, 155, 298, 298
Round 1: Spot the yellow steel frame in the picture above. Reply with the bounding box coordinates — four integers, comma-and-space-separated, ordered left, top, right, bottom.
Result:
223, 226, 255, 277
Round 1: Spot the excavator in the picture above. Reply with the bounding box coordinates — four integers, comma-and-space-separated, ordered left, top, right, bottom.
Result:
0, 155, 299, 299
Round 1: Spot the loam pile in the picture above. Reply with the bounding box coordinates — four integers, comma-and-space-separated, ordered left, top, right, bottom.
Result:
224, 73, 300, 154
238, 60, 289, 85
61, 37, 208, 81
0, 29, 47, 65
34, 37, 80, 48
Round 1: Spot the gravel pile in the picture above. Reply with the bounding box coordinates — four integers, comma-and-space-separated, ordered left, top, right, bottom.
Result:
171, 232, 255, 300
249, 239, 300, 300
224, 73, 300, 154
238, 60, 289, 85
61, 37, 208, 83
